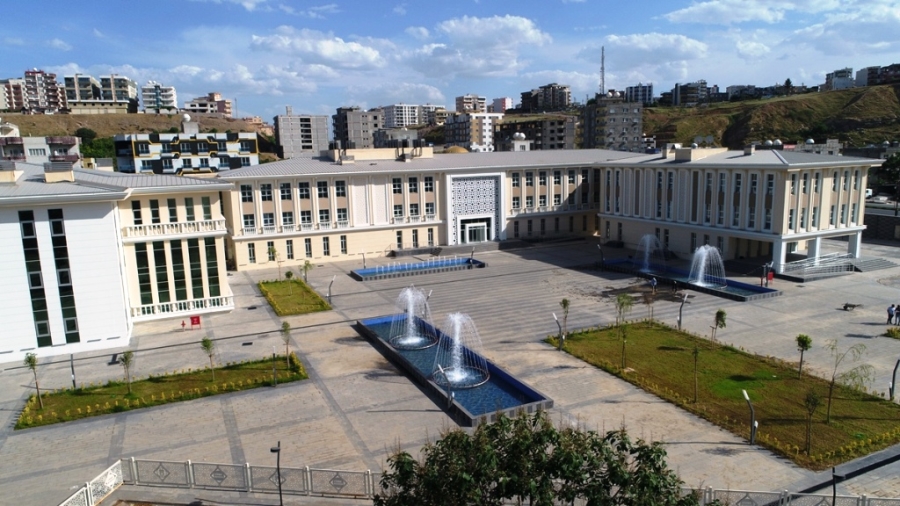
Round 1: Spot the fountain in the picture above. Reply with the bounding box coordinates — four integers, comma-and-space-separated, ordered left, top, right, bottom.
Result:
432, 313, 490, 389
688, 245, 727, 288
632, 234, 666, 273
388, 286, 437, 350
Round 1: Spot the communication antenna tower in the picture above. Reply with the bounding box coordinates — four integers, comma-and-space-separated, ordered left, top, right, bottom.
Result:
600, 46, 605, 95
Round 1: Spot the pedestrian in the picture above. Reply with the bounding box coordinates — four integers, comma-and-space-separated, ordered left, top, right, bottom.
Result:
889, 304, 895, 325
895, 304, 900, 325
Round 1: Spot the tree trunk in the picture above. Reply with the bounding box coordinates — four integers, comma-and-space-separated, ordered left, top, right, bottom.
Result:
805, 415, 812, 454
210, 356, 216, 382
826, 379, 835, 423
798, 351, 805, 379
33, 372, 43, 409
127, 369, 132, 394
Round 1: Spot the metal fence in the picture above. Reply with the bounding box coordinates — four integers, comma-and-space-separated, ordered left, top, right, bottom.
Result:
120, 457, 374, 499
688, 487, 900, 506
59, 460, 123, 506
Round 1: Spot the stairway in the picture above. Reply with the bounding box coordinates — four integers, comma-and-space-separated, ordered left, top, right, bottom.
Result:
852, 257, 899, 272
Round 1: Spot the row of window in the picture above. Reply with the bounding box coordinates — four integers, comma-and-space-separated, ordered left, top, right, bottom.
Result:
787, 204, 857, 230
136, 140, 253, 154
242, 202, 438, 229
789, 170, 860, 195
511, 170, 586, 188
135, 238, 221, 307
512, 194, 587, 208
511, 215, 590, 238
248, 236, 348, 262
240, 177, 437, 203
132, 197, 214, 225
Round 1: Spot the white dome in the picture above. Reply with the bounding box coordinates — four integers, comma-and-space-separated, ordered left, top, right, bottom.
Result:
182, 113, 192, 122
774, 139, 782, 145
513, 132, 526, 140
691, 143, 698, 148
806, 138, 815, 144
764, 140, 773, 146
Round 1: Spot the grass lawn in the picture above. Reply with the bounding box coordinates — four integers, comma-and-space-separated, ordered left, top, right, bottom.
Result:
16, 353, 307, 429
548, 321, 900, 470
259, 279, 330, 316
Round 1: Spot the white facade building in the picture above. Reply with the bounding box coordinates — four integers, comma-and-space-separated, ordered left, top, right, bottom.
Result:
141, 81, 178, 113
491, 97, 513, 113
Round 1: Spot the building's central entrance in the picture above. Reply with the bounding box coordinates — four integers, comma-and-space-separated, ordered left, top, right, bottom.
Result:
460, 218, 491, 243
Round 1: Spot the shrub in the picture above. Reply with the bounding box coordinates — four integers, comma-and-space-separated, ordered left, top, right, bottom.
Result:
885, 327, 900, 339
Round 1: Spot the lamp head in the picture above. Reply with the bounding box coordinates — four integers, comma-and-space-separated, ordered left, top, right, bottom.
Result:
742, 389, 750, 401
552, 313, 558, 321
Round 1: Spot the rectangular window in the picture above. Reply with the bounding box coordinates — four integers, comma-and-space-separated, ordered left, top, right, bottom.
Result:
217, 140, 227, 151
424, 176, 434, 192
512, 196, 520, 209
526, 172, 534, 186
304, 238, 312, 258
135, 242, 153, 306
188, 238, 203, 299
812, 207, 819, 227
161, 142, 172, 154
182, 159, 193, 169
853, 171, 859, 190
393, 205, 404, 218
240, 140, 253, 152
184, 198, 195, 222
412, 229, 419, 248
830, 205, 836, 225
851, 203, 858, 223
150, 200, 160, 224
526, 196, 534, 208
204, 238, 220, 297
408, 177, 418, 193
340, 235, 347, 254
790, 174, 797, 195
282, 212, 294, 225
766, 175, 774, 196
553, 194, 561, 205
392, 178, 402, 194
336, 208, 348, 223
410, 203, 420, 217
180, 142, 190, 152
241, 185, 253, 202
750, 174, 758, 194
841, 204, 847, 224
260, 184, 273, 201
788, 209, 795, 230
242, 214, 255, 229
802, 173, 808, 194
511, 173, 520, 187
425, 202, 435, 216
167, 198, 177, 222
137, 143, 149, 154
568, 170, 575, 184
800, 208, 807, 228
317, 181, 328, 198
298, 182, 310, 199
198, 141, 209, 153
833, 172, 839, 192
335, 180, 347, 197
201, 197, 212, 221
286, 239, 294, 260
814, 173, 820, 192
843, 171, 850, 191
240, 157, 251, 167
280, 182, 292, 200
164, 159, 175, 169
200, 158, 210, 168
539, 196, 547, 207
153, 241, 170, 303
262, 213, 275, 227
171, 240, 187, 301
539, 172, 547, 186
396, 231, 403, 248
248, 243, 256, 263
301, 211, 312, 224
132, 201, 143, 225
748, 208, 756, 228
319, 209, 330, 223
267, 241, 276, 261
553, 171, 561, 185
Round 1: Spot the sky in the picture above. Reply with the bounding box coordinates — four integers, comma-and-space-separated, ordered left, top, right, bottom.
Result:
3, 0, 900, 120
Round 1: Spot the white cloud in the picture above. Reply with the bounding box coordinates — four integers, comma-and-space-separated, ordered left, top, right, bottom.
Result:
594, 33, 708, 69
735, 40, 771, 59
352, 82, 446, 106
276, 3, 337, 17
250, 27, 385, 69
405, 26, 429, 40
189, 0, 271, 11
92, 29, 105, 38
436, 15, 551, 49
46, 38, 72, 51
663, 0, 856, 25
393, 4, 407, 15
787, 4, 900, 56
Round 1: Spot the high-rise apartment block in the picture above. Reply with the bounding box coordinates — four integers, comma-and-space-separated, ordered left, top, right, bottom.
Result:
0, 78, 25, 111
445, 112, 503, 152
141, 81, 178, 113
581, 91, 643, 152
382, 103, 446, 128
24, 69, 65, 113
519, 83, 571, 113
184, 92, 233, 117
490, 97, 513, 113
495, 115, 576, 151
825, 68, 855, 91
332, 106, 383, 149
625, 83, 654, 105
455, 94, 487, 113
64, 73, 138, 114
274, 108, 329, 158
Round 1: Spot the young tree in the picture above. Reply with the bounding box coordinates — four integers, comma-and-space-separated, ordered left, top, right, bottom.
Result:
796, 334, 812, 378
23, 352, 43, 409
280, 321, 291, 367
374, 410, 698, 506
268, 245, 281, 279
621, 326, 628, 371
284, 270, 294, 295
559, 298, 570, 337
302, 260, 313, 283
614, 293, 633, 327
642, 292, 654, 324
784, 78, 793, 95
803, 389, 820, 455
120, 350, 135, 394
201, 337, 216, 381
824, 339, 874, 424
693, 346, 700, 403
712, 309, 727, 341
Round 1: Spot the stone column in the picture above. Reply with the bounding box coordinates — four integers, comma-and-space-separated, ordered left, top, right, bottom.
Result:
848, 230, 862, 258
772, 240, 786, 274
807, 236, 822, 265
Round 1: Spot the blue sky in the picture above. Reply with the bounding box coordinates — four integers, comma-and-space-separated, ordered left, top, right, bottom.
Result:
3, 0, 899, 119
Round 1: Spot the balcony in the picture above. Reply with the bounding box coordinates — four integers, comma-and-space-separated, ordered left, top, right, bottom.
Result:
132, 295, 234, 320
123, 219, 228, 238
49, 154, 80, 163
425, 214, 437, 222
261, 225, 277, 234
242, 227, 258, 235
318, 221, 332, 230
300, 223, 314, 231
336, 220, 350, 229
0, 137, 23, 146
391, 216, 405, 224
281, 224, 296, 233
47, 136, 77, 145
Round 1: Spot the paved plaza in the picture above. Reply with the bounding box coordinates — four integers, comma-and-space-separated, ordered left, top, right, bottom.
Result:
3, 240, 900, 505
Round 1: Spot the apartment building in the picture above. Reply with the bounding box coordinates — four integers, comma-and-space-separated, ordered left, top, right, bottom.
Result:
455, 94, 486, 113
581, 91, 643, 152
824, 68, 855, 91
1, 78, 25, 111
274, 108, 329, 159
0, 160, 233, 364
0, 119, 82, 166
332, 107, 383, 149
24, 69, 65, 113
141, 81, 178, 113
856, 64, 900, 87
624, 83, 654, 105
184, 92, 232, 117
445, 112, 503, 152
494, 115, 576, 151
490, 97, 513, 113
64, 73, 138, 114
519, 83, 571, 113
114, 117, 259, 173
672, 80, 710, 106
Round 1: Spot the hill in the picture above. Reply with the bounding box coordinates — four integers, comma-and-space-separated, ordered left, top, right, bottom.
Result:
1, 112, 264, 139
644, 84, 900, 148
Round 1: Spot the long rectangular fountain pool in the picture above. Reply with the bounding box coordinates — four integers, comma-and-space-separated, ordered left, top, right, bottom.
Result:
355, 315, 553, 426
350, 256, 486, 281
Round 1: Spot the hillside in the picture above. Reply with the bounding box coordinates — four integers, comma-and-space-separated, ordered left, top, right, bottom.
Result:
644, 84, 900, 148
2, 112, 263, 139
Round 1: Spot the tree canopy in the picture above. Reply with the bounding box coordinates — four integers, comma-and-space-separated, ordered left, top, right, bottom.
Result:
374, 410, 699, 506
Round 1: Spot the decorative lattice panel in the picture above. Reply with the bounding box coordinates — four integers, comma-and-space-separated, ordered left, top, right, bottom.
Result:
351, 177, 370, 225
449, 176, 500, 245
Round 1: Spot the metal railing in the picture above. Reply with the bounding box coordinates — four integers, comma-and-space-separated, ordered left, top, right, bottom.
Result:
131, 295, 233, 319
782, 252, 855, 277
689, 487, 900, 506
59, 460, 123, 506
119, 457, 373, 500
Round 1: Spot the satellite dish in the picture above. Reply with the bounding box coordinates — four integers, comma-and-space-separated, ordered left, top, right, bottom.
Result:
705, 135, 714, 145
693, 136, 702, 144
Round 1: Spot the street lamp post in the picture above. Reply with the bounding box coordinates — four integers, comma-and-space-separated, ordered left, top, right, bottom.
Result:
270, 441, 283, 506
742, 389, 756, 444
891, 359, 900, 401
678, 293, 688, 331
272, 346, 278, 388
597, 244, 604, 270
832, 467, 845, 506
553, 313, 564, 351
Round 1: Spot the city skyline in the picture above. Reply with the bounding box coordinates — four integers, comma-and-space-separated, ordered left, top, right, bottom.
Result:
2, 0, 898, 118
